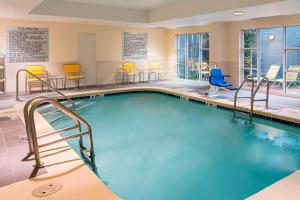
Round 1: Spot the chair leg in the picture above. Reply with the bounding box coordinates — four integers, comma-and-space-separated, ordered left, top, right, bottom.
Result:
77, 79, 80, 88
64, 78, 67, 89
287, 82, 292, 89
66, 78, 69, 91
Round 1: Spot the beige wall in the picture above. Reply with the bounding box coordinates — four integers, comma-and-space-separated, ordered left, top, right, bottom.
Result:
0, 19, 168, 92
166, 13, 300, 87
1, 13, 300, 93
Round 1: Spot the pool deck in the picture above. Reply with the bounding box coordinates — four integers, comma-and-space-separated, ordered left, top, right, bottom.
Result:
0, 80, 300, 199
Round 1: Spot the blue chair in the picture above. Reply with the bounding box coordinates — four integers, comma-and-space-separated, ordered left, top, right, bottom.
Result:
207, 68, 232, 94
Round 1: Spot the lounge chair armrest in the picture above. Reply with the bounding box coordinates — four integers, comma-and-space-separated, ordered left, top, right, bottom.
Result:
284, 70, 300, 73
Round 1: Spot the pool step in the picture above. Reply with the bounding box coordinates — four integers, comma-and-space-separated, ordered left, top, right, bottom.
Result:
38, 101, 97, 123
232, 110, 253, 122
37, 101, 81, 114
80, 147, 96, 171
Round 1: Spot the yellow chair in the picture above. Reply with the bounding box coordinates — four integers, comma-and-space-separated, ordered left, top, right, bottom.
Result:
63, 64, 85, 89
121, 62, 139, 84
273, 65, 300, 88
24, 65, 48, 94
148, 61, 164, 81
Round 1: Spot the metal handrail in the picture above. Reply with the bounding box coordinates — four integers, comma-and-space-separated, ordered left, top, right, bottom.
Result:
16, 69, 75, 108
233, 75, 255, 117
234, 76, 270, 119
252, 77, 270, 108
23, 96, 95, 169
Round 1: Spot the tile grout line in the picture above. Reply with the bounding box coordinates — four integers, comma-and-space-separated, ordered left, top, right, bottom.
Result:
10, 117, 29, 183
0, 131, 8, 154
1, 129, 16, 184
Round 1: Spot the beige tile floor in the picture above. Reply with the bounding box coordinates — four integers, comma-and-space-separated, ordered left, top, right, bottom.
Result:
0, 116, 46, 187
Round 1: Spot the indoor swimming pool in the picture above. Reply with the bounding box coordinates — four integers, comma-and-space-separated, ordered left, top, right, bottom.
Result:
44, 92, 300, 200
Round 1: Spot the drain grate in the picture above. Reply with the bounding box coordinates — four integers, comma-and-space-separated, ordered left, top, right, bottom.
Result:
32, 183, 63, 197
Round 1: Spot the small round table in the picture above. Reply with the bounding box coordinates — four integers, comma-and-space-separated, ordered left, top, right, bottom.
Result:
49, 75, 65, 90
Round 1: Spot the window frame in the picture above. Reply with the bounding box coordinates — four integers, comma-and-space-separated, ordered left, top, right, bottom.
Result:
176, 32, 210, 80
240, 29, 260, 83
240, 25, 300, 96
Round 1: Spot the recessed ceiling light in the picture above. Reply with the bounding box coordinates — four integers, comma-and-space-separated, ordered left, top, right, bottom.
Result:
234, 11, 245, 16
147, 24, 157, 28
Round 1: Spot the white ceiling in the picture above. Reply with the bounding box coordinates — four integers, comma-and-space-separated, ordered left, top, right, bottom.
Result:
64, 0, 182, 10
0, 0, 299, 28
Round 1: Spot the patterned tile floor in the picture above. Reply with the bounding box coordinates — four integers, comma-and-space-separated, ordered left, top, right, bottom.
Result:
0, 117, 46, 187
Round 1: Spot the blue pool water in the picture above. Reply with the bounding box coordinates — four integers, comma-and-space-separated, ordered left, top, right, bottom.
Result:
49, 93, 300, 200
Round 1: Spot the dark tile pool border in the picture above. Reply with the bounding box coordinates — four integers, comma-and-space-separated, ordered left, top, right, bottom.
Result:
43, 90, 300, 128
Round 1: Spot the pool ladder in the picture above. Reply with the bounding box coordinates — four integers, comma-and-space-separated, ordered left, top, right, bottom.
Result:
23, 96, 96, 170
233, 76, 270, 120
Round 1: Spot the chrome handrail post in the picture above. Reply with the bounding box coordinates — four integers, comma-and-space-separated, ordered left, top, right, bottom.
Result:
24, 101, 34, 155
87, 126, 95, 164
77, 121, 83, 149
16, 70, 21, 101
28, 103, 43, 167
250, 76, 254, 119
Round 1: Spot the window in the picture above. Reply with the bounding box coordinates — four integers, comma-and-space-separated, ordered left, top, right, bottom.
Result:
240, 26, 300, 96
176, 33, 209, 80
176, 35, 186, 79
285, 26, 300, 94
260, 28, 284, 85
240, 29, 257, 80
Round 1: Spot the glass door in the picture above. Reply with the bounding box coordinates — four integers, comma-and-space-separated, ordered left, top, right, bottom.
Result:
176, 33, 209, 80
285, 26, 300, 95
259, 27, 284, 92
187, 33, 202, 80
241, 28, 284, 93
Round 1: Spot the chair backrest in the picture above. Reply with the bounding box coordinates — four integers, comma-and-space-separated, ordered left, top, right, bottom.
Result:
64, 64, 81, 74
265, 64, 280, 80
286, 65, 300, 81
122, 62, 136, 71
25, 65, 45, 79
210, 68, 224, 83
149, 62, 161, 71
25, 65, 45, 75
196, 62, 208, 70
